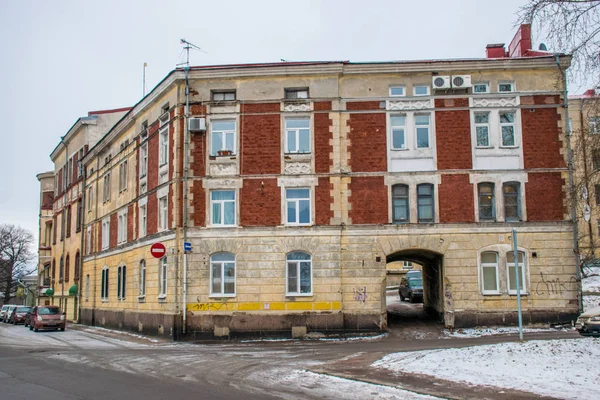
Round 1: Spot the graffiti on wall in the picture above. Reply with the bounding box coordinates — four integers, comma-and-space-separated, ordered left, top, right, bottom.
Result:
535, 272, 578, 296
354, 286, 368, 303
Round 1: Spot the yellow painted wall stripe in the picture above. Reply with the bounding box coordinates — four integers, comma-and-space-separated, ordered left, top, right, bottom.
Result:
186, 301, 342, 312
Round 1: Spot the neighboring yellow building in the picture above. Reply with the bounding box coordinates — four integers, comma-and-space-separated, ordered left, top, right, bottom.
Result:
35, 171, 54, 305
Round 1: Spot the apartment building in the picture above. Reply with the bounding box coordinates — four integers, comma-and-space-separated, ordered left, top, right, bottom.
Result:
73, 24, 579, 339
35, 108, 129, 321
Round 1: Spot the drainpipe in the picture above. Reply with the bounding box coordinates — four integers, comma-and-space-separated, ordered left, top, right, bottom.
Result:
182, 66, 190, 335
59, 136, 69, 314
555, 55, 583, 314
77, 155, 87, 323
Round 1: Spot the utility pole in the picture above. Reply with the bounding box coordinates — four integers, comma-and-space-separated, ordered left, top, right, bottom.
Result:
512, 229, 523, 341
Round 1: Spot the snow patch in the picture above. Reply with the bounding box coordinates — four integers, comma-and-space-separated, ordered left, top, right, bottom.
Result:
444, 326, 570, 338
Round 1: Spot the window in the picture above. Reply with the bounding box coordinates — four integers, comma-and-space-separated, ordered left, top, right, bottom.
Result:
85, 227, 92, 255
139, 260, 146, 297
285, 88, 309, 99
210, 252, 236, 296
285, 118, 310, 153
117, 210, 127, 244
211, 120, 236, 156
140, 143, 148, 178
286, 188, 311, 225
478, 183, 495, 221
85, 274, 90, 300
159, 128, 169, 165
498, 82, 514, 92
140, 120, 148, 136
211, 190, 235, 226
74, 252, 80, 282
286, 252, 312, 295
389, 86, 405, 97
76, 199, 82, 232
66, 205, 72, 238
474, 112, 490, 147
503, 182, 521, 222
87, 186, 93, 213
507, 251, 526, 294
159, 257, 167, 297
102, 218, 110, 250
77, 148, 84, 178
103, 173, 111, 202
211, 90, 236, 101
119, 161, 128, 192
392, 184, 409, 223
593, 149, 600, 171
390, 115, 406, 150
480, 252, 499, 294
595, 185, 600, 206
415, 114, 430, 148
65, 254, 70, 283
101, 266, 109, 301
158, 196, 168, 231
67, 162, 72, 187
589, 117, 600, 134
117, 265, 126, 300
413, 85, 430, 96
59, 256, 64, 282
499, 112, 516, 146
417, 184, 434, 223
159, 103, 170, 127
139, 204, 147, 237
472, 83, 489, 93
60, 211, 65, 241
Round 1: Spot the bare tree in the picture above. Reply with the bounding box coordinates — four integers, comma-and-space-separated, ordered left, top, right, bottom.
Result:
0, 224, 36, 304
517, 0, 600, 88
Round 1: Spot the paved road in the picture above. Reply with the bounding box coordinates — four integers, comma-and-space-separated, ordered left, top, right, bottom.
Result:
0, 315, 583, 400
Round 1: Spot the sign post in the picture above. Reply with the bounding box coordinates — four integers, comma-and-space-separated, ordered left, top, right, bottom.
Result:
150, 242, 167, 259
512, 229, 524, 341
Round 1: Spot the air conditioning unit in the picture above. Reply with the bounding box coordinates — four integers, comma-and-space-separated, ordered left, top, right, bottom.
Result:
188, 117, 206, 132
452, 75, 472, 89
432, 76, 451, 89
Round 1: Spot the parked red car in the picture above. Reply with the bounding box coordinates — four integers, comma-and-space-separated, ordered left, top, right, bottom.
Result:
27, 306, 65, 332
8, 306, 31, 324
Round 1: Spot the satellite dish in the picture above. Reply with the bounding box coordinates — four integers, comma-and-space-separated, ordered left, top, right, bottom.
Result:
539, 43, 548, 51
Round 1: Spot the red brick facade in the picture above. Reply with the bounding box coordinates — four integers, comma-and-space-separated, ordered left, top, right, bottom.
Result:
526, 172, 564, 221
127, 204, 134, 242
109, 212, 117, 248
146, 192, 158, 235
147, 122, 160, 192
438, 174, 475, 223
241, 107, 281, 175
349, 176, 388, 224
347, 107, 387, 172
435, 101, 472, 170
314, 102, 332, 174
521, 96, 564, 169
315, 177, 332, 225
240, 178, 280, 226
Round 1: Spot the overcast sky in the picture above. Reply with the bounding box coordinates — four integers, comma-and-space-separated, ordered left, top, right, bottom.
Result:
1, 0, 554, 244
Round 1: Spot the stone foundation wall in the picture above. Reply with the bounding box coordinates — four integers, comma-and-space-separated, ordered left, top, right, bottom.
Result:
80, 307, 180, 339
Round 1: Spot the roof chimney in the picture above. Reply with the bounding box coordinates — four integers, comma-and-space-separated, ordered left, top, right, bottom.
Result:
486, 43, 507, 58
507, 24, 532, 58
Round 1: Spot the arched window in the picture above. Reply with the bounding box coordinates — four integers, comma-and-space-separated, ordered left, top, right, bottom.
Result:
480, 251, 499, 294
417, 184, 434, 223
59, 256, 64, 282
159, 257, 167, 297
478, 182, 495, 221
392, 184, 409, 223
503, 182, 521, 222
506, 251, 527, 294
286, 252, 312, 295
74, 252, 80, 282
65, 254, 70, 283
101, 266, 109, 300
210, 253, 235, 296
139, 260, 146, 297
51, 259, 56, 281
117, 265, 126, 300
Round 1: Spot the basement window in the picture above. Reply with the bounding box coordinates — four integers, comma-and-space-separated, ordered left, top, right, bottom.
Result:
211, 90, 236, 101
285, 88, 309, 100
498, 81, 515, 93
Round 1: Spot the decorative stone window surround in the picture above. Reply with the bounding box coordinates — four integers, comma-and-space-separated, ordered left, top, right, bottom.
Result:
469, 172, 528, 223
202, 178, 243, 228
278, 176, 318, 226
477, 244, 529, 296
384, 174, 441, 224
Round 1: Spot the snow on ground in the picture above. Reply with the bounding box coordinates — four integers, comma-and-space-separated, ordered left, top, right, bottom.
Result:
444, 326, 571, 338
240, 333, 387, 343
249, 368, 441, 400
374, 338, 600, 400
583, 271, 600, 293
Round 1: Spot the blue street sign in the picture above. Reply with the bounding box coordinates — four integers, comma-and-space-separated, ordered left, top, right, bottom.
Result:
184, 242, 192, 252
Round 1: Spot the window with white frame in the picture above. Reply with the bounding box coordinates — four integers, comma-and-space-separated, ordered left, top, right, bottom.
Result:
211, 90, 236, 101
85, 274, 90, 300
417, 184, 434, 223
503, 182, 521, 222
589, 117, 600, 134
413, 85, 430, 96
286, 188, 311, 225
480, 251, 499, 294
506, 251, 526, 294
390, 115, 407, 150
210, 252, 236, 296
101, 266, 109, 300
119, 161, 127, 192
392, 184, 409, 223
117, 209, 127, 244
211, 120, 236, 156
211, 190, 235, 226
139, 260, 146, 297
85, 226, 91, 255
103, 173, 111, 202
139, 203, 147, 237
285, 88, 309, 99
159, 104, 170, 127
140, 143, 148, 178
101, 218, 110, 250
474, 112, 491, 147
159, 128, 169, 166
87, 186, 93, 212
472, 82, 490, 94
415, 114, 430, 148
159, 257, 167, 297
158, 196, 168, 231
117, 265, 126, 300
498, 82, 515, 93
286, 251, 312, 295
478, 182, 495, 221
499, 112, 516, 146
285, 118, 310, 153
389, 86, 405, 97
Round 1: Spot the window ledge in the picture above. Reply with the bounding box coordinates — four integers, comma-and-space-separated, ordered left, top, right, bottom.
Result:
209, 294, 236, 298
482, 292, 502, 296
138, 295, 146, 303
499, 146, 519, 149
286, 293, 313, 298
508, 292, 529, 296
390, 148, 409, 151
101, 299, 108, 303
157, 295, 167, 302
208, 224, 238, 229
475, 146, 493, 149
285, 223, 313, 227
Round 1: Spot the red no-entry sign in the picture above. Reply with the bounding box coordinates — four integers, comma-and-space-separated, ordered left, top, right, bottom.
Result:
150, 242, 167, 259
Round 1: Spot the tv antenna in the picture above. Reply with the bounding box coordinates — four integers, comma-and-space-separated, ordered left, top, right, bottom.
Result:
178, 38, 207, 68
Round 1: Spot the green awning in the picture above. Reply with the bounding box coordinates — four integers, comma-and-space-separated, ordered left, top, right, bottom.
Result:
68, 284, 78, 296
45, 288, 54, 297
